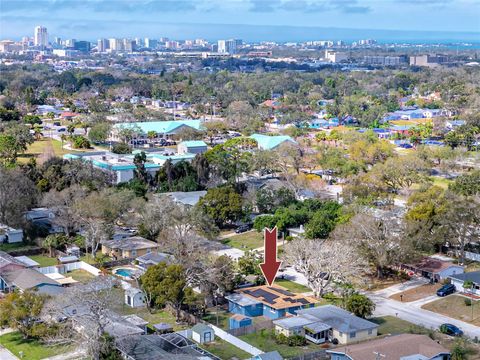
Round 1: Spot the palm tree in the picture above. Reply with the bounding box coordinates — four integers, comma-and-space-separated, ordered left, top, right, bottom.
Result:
60, 134, 67, 149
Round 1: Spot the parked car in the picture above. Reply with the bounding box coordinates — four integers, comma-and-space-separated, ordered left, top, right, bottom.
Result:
440, 323, 463, 337
235, 224, 251, 234
437, 283, 456, 297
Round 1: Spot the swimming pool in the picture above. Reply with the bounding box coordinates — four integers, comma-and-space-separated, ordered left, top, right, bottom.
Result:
115, 268, 134, 277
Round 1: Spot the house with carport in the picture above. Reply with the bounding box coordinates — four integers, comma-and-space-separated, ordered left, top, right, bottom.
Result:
274, 305, 378, 345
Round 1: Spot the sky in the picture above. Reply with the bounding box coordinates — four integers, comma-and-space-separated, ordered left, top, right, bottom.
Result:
1, 0, 479, 42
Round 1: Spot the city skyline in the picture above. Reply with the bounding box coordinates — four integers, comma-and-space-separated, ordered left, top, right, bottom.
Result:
1, 0, 479, 42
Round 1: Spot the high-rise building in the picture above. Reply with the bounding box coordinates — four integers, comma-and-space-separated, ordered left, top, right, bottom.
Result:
123, 39, 134, 52
64, 39, 76, 48
109, 38, 123, 51
165, 41, 179, 49
217, 39, 237, 54
74, 41, 91, 53
97, 39, 109, 52
135, 38, 144, 48
34, 26, 48, 47
144, 38, 158, 49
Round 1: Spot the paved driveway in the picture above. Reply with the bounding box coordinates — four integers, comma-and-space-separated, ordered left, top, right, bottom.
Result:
0, 347, 18, 360
367, 280, 480, 339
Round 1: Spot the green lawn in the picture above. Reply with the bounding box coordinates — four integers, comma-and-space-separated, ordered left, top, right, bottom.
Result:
422, 295, 480, 326
371, 316, 430, 335
0, 242, 38, 252
202, 338, 251, 360
274, 279, 311, 293
0, 331, 73, 360
79, 254, 97, 265
18, 138, 79, 164
69, 269, 96, 283
222, 231, 264, 251
239, 330, 319, 358
28, 255, 58, 267
202, 308, 231, 330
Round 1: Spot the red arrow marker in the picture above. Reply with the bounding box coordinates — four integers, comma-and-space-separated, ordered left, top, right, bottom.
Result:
260, 227, 282, 286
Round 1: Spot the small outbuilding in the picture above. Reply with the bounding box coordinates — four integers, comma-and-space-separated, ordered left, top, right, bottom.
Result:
153, 322, 173, 334
125, 287, 146, 308
191, 323, 215, 344
229, 314, 252, 329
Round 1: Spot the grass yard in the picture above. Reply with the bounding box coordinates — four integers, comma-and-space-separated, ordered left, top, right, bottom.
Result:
239, 330, 320, 358
0, 242, 38, 252
222, 231, 264, 251
371, 316, 428, 335
275, 278, 311, 294
69, 269, 96, 283
28, 255, 58, 267
390, 284, 438, 302
430, 176, 453, 189
18, 138, 78, 164
201, 338, 251, 360
79, 254, 97, 265
202, 307, 230, 330
422, 295, 480, 326
0, 331, 73, 360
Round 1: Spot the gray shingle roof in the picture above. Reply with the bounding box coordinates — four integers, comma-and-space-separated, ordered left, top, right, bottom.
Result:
102, 236, 158, 251
191, 323, 213, 334
296, 305, 378, 333
2, 268, 60, 290
450, 270, 480, 284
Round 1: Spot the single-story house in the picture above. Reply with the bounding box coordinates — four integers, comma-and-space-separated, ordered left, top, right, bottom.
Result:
125, 287, 147, 308
446, 120, 466, 130
401, 257, 464, 281
191, 323, 215, 344
0, 268, 63, 295
136, 252, 173, 270
25, 207, 64, 234
101, 236, 159, 259
327, 334, 450, 360
274, 305, 378, 345
226, 285, 317, 320
0, 224, 23, 243
178, 140, 208, 155
61, 112, 79, 121
251, 351, 283, 360
0, 251, 27, 291
450, 271, 480, 296
250, 134, 297, 151
229, 314, 252, 329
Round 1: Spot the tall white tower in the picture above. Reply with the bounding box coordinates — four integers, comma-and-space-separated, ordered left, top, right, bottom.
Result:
34, 26, 48, 47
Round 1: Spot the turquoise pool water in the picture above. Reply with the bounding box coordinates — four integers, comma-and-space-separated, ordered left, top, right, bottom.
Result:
116, 268, 133, 277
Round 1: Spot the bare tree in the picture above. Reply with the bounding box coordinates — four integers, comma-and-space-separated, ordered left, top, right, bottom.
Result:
42, 185, 86, 236
334, 211, 413, 278
43, 277, 121, 360
283, 237, 365, 297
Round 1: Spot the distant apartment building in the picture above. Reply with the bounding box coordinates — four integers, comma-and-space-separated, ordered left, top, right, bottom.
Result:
165, 41, 179, 49
97, 38, 109, 52
109, 38, 123, 51
218, 39, 238, 54
324, 50, 348, 63
123, 39, 135, 52
144, 38, 158, 49
358, 39, 377, 46
34, 26, 48, 47
0, 40, 24, 53
363, 55, 407, 66
410, 54, 449, 67
53, 49, 79, 57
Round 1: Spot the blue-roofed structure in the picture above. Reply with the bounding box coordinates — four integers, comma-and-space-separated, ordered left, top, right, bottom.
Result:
178, 140, 208, 155
250, 134, 296, 150
112, 120, 202, 138
63, 150, 196, 184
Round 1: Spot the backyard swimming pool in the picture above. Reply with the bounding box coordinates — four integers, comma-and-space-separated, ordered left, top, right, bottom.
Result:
115, 268, 134, 277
